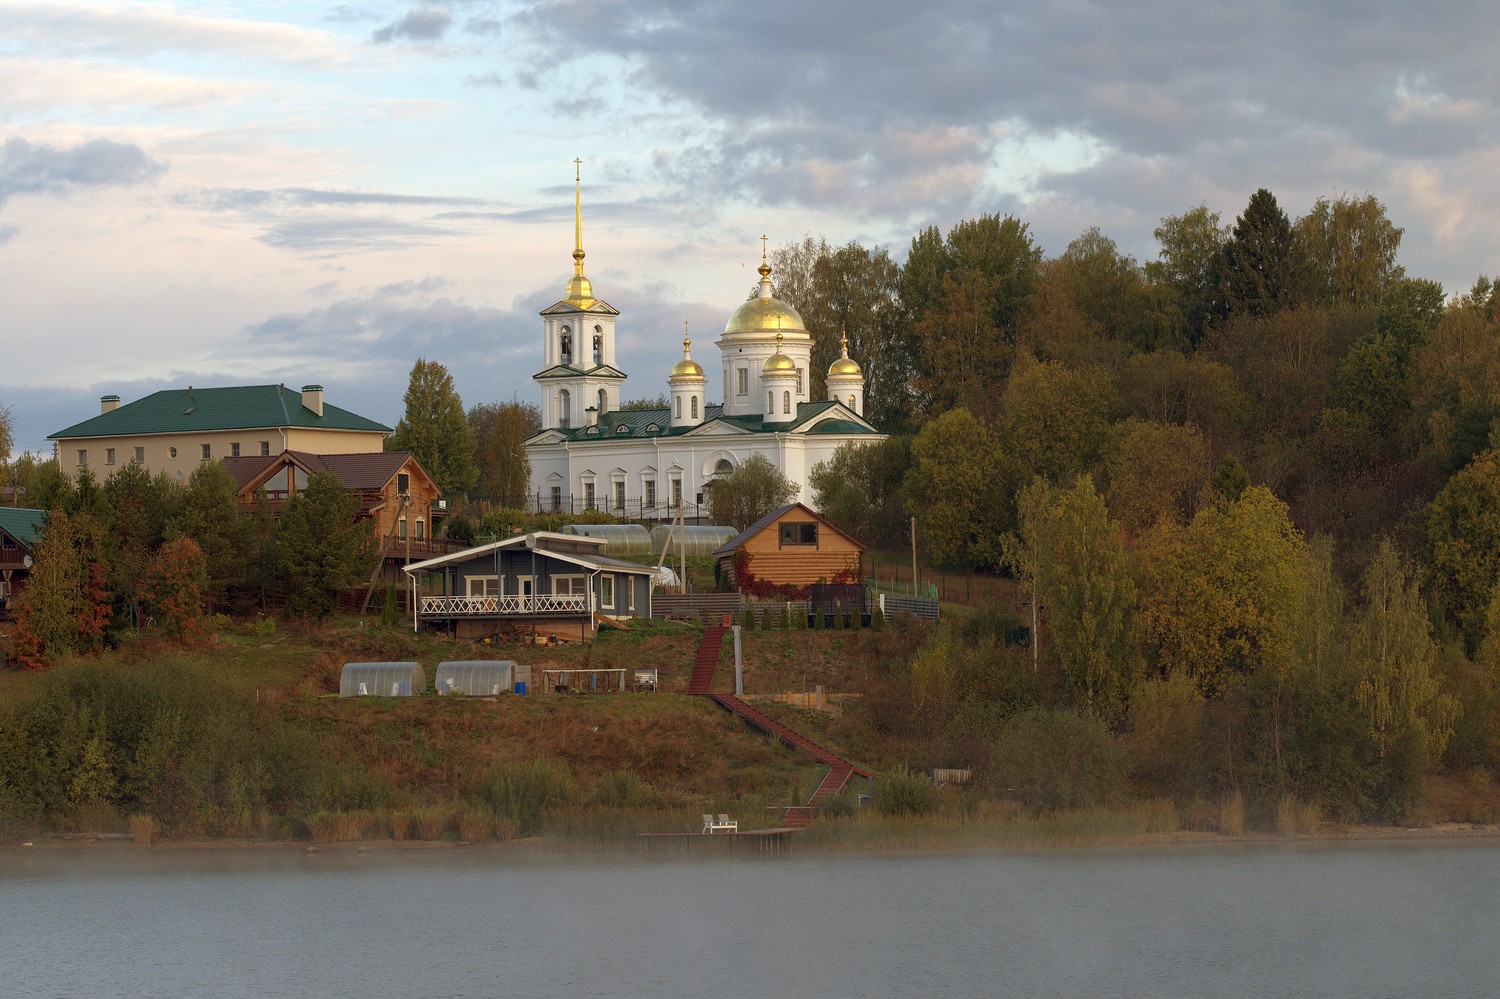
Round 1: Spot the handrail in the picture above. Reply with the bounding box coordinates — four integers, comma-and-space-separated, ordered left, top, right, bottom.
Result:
418, 593, 589, 616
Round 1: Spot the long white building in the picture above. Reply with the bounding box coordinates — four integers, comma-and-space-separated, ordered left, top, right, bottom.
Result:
524, 177, 884, 518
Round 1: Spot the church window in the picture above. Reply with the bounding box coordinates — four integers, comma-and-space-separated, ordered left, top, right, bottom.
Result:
560, 326, 573, 364
737, 368, 749, 396
645, 479, 657, 508
584, 480, 596, 509
675, 396, 682, 419
550, 486, 563, 511
849, 394, 856, 410
593, 334, 602, 366
691, 396, 698, 419
783, 391, 791, 414
671, 478, 683, 508
613, 480, 625, 509
715, 459, 733, 475
598, 389, 607, 415
768, 392, 774, 413
559, 389, 572, 428
796, 369, 803, 395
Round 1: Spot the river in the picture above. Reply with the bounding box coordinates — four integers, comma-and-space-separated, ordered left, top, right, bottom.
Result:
3, 840, 1496, 998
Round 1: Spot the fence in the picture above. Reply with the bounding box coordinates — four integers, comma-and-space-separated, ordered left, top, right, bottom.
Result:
466, 494, 718, 523
652, 592, 745, 621
879, 592, 940, 622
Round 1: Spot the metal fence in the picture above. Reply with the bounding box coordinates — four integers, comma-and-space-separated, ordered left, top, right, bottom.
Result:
467, 495, 718, 523
879, 593, 940, 621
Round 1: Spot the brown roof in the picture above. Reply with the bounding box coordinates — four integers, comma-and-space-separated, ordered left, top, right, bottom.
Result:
710, 502, 863, 557
223, 450, 435, 496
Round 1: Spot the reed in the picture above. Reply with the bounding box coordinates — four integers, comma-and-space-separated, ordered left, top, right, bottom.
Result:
1274, 796, 1320, 835
796, 798, 1181, 851
129, 814, 160, 846
1219, 790, 1245, 836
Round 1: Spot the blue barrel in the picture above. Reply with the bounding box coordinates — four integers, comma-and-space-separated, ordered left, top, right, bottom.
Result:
514, 681, 527, 696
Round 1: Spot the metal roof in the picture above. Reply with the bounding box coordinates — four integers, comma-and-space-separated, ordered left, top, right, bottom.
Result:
0, 507, 46, 550
531, 399, 879, 445
221, 450, 425, 494
50, 385, 391, 440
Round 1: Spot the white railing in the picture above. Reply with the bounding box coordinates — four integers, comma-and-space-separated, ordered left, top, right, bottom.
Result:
419, 593, 590, 617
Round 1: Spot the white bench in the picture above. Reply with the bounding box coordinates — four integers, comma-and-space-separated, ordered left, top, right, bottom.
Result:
702, 813, 738, 834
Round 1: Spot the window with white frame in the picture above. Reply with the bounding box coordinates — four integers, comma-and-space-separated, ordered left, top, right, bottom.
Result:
600, 574, 615, 609
105, 448, 116, 465
231, 442, 241, 457
671, 478, 682, 508
398, 516, 408, 539
550, 485, 563, 511
675, 396, 682, 419
553, 575, 587, 595
133, 447, 144, 464
466, 576, 499, 597
201, 443, 212, 461
644, 478, 657, 508
783, 391, 791, 414
583, 480, 596, 509
691, 395, 698, 419
260, 440, 270, 456
796, 369, 804, 395
76, 449, 87, 467
737, 368, 749, 395
613, 480, 625, 509
415, 519, 425, 540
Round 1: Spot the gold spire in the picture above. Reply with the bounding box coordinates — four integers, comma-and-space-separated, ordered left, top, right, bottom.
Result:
828, 326, 863, 377
670, 319, 704, 379
763, 329, 796, 373
757, 234, 772, 285
564, 157, 595, 307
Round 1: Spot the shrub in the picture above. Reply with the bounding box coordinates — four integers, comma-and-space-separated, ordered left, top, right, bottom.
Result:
991, 709, 1130, 812
589, 770, 651, 808
878, 764, 935, 816
872, 606, 884, 631
761, 607, 774, 631
479, 759, 574, 835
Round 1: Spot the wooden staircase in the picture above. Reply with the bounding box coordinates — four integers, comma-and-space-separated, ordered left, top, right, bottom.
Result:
687, 622, 871, 829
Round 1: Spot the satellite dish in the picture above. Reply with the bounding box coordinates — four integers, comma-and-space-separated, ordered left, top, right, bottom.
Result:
23, 556, 33, 569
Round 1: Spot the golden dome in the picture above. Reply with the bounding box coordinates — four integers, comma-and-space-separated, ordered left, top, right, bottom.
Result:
670, 328, 704, 380
763, 331, 797, 374
827, 332, 863, 378
723, 260, 808, 338
564, 251, 596, 308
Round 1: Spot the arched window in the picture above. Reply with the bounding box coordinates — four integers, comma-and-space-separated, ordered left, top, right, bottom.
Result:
559, 389, 571, 428
715, 458, 733, 475
560, 326, 572, 365
675, 396, 682, 419
690, 395, 698, 419
783, 391, 791, 414
597, 389, 607, 415
593, 334, 602, 366
796, 369, 803, 395
768, 392, 774, 413
848, 394, 856, 410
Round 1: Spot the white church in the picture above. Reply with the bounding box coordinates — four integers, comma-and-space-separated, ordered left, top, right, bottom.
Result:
524, 177, 885, 519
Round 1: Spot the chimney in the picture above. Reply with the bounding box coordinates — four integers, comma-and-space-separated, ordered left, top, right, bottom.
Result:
101, 395, 121, 414
585, 405, 598, 427
301, 384, 324, 417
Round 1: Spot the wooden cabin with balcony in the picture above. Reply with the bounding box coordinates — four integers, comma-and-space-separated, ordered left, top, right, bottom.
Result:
0, 508, 46, 620
402, 531, 654, 642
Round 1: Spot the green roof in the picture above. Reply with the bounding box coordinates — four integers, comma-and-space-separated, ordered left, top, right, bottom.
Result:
0, 507, 46, 550
50, 385, 391, 440
541, 400, 878, 443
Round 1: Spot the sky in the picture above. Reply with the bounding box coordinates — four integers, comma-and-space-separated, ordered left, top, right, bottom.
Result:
3, 0, 1498, 456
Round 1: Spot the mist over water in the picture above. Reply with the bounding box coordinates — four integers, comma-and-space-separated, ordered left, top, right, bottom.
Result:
4, 842, 1495, 998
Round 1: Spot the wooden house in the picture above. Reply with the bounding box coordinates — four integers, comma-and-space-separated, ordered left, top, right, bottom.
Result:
711, 502, 863, 590
402, 531, 655, 642
221, 449, 447, 551
0, 508, 45, 619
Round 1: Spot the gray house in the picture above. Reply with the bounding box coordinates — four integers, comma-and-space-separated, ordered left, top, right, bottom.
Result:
402, 531, 654, 641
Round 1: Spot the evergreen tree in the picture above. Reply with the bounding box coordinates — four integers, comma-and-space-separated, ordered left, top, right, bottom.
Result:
388, 359, 477, 500
1219, 189, 1299, 318
173, 461, 247, 613
277, 472, 375, 620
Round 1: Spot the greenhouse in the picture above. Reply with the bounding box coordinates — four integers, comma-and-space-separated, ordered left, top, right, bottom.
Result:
435, 660, 516, 696
560, 523, 652, 556
650, 524, 736, 557
339, 662, 426, 697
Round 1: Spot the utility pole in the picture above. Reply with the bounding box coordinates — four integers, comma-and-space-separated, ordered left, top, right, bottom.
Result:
910, 516, 918, 597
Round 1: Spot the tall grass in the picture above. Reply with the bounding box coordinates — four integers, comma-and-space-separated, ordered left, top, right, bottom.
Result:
797, 798, 1182, 851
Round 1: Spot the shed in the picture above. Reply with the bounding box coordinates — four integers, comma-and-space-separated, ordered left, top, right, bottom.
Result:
435, 660, 516, 696
560, 523, 652, 556
650, 524, 736, 557
340, 661, 426, 697
711, 503, 864, 590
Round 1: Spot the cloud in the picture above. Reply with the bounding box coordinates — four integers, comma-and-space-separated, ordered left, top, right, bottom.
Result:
0, 223, 18, 245
0, 1, 353, 68
258, 217, 466, 254
0, 136, 166, 207
372, 8, 454, 44
180, 187, 485, 212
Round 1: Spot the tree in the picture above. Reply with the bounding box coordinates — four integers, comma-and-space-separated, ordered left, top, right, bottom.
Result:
1147, 203, 1227, 344
1349, 541, 1458, 817
9, 509, 107, 668
1426, 447, 1500, 642
173, 461, 248, 612
913, 268, 1009, 420
1059, 228, 1166, 350
0, 401, 12, 467
808, 436, 911, 548
998, 355, 1116, 488
1218, 189, 1299, 318
617, 394, 669, 410
705, 453, 798, 532
103, 462, 178, 625
1028, 476, 1139, 716
1375, 277, 1445, 356
1105, 419, 1209, 534
144, 536, 208, 638
468, 400, 540, 502
1295, 194, 1404, 307
1137, 486, 1308, 695
905, 408, 1006, 569
276, 472, 375, 620
387, 359, 477, 499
